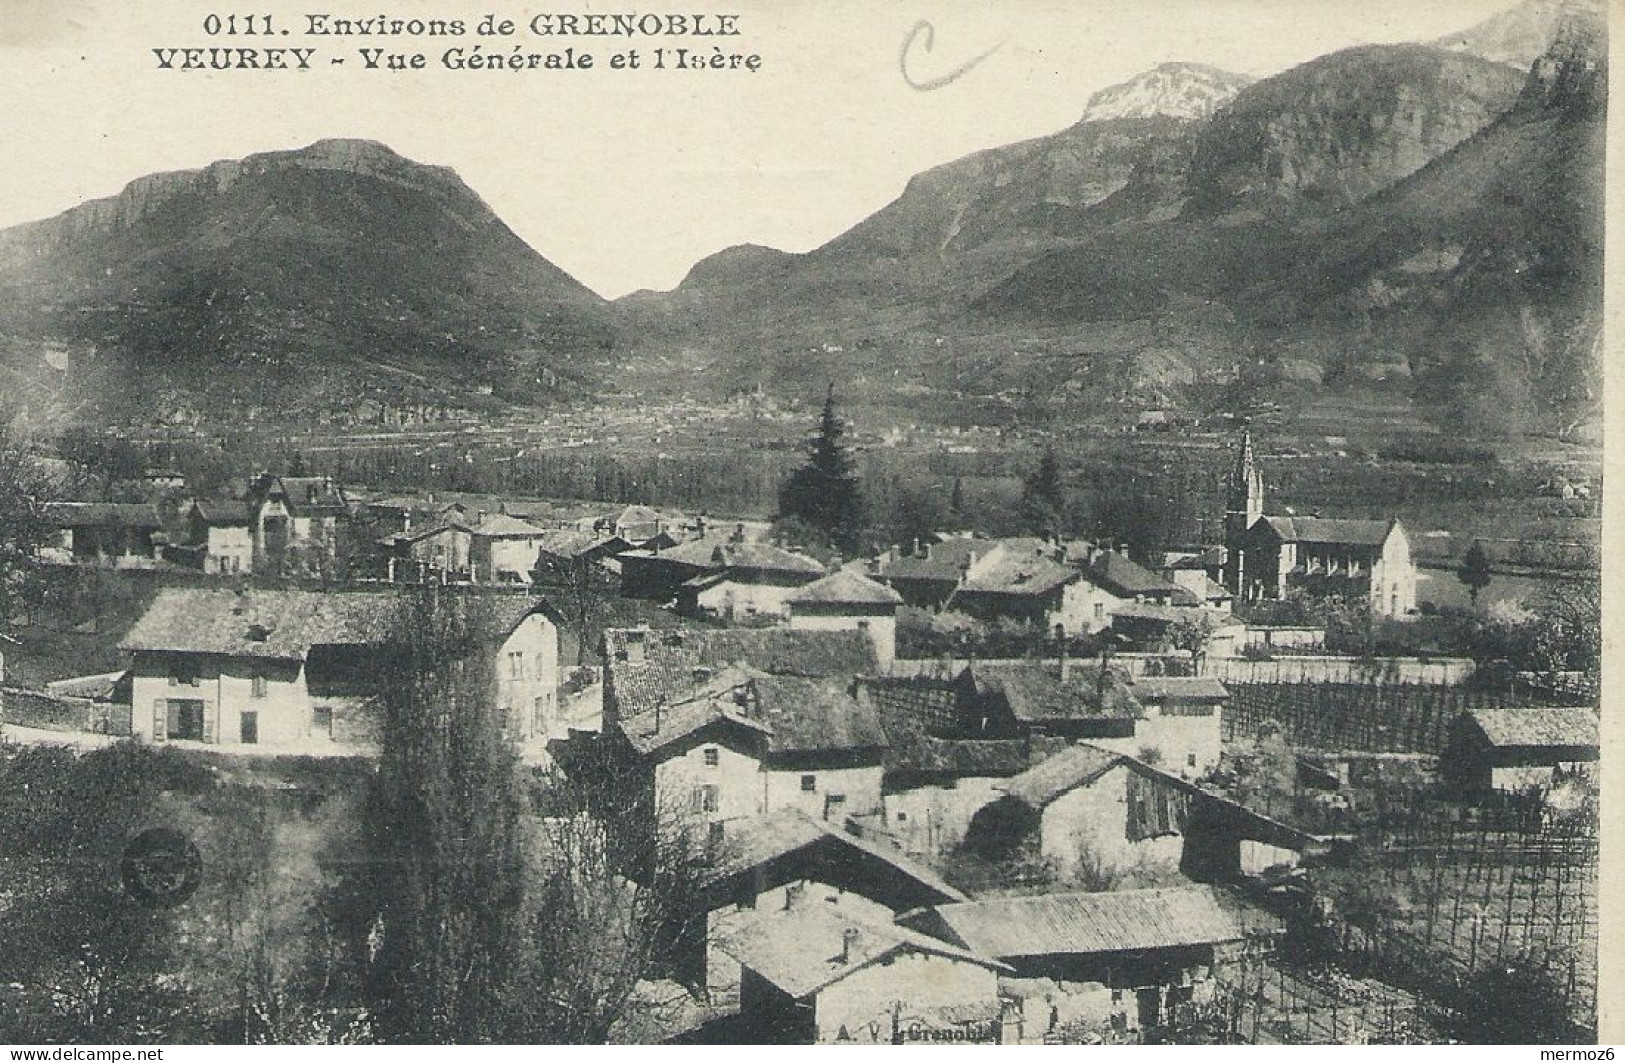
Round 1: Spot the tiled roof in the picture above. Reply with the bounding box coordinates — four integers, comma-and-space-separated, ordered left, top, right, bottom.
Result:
706, 809, 966, 904
1465, 707, 1598, 749
121, 588, 548, 660
619, 666, 774, 756
1261, 516, 1394, 547
922, 886, 1283, 960
44, 502, 161, 529
470, 512, 546, 538
785, 570, 903, 607
1130, 676, 1229, 701
861, 677, 1031, 776
194, 500, 253, 525
971, 663, 1144, 723
605, 627, 875, 676
998, 744, 1124, 808
879, 538, 1000, 583
716, 903, 1005, 999
959, 554, 1078, 597
714, 542, 826, 576
1086, 550, 1183, 599
258, 476, 349, 516
617, 537, 727, 568
753, 675, 889, 754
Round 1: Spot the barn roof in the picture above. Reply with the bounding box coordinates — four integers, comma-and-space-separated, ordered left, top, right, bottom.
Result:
1086, 550, 1185, 599
1464, 707, 1598, 749
921, 886, 1282, 960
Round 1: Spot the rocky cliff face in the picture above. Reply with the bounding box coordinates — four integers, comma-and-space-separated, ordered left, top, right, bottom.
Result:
1186, 46, 1526, 212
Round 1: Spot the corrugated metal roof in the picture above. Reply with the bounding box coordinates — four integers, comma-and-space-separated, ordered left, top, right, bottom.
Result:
924, 885, 1282, 959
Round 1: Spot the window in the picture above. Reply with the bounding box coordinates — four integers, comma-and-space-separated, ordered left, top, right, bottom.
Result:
240, 710, 259, 744
313, 705, 333, 737
707, 822, 725, 850
251, 675, 267, 699
1187, 753, 1198, 769
1094, 602, 1105, 621
508, 651, 525, 679
800, 774, 816, 793
703, 747, 720, 768
690, 785, 719, 813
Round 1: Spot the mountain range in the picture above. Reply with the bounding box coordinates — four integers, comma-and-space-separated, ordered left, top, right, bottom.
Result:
0, 0, 1605, 438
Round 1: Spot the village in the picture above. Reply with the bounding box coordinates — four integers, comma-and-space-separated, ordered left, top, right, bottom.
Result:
0, 404, 1599, 1045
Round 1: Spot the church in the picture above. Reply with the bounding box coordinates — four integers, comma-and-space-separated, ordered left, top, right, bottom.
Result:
1222, 432, 1416, 620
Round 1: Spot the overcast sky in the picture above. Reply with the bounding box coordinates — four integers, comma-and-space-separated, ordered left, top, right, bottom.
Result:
1, 0, 1516, 298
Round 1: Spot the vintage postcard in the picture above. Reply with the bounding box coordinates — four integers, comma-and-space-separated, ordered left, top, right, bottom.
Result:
0, 0, 1610, 1047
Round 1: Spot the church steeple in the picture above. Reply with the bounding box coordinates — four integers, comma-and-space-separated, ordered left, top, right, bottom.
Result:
1224, 428, 1264, 594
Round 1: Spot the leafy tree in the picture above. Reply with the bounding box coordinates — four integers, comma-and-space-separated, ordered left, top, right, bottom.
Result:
357, 590, 530, 1043
0, 413, 55, 631
777, 385, 863, 554
1019, 445, 1066, 538
1458, 540, 1493, 607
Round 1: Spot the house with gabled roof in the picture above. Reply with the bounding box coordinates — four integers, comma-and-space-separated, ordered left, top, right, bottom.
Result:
244, 473, 350, 576
694, 809, 970, 1000
715, 901, 1008, 1044
677, 540, 827, 622
181, 499, 255, 574
967, 742, 1325, 885
119, 588, 562, 751
786, 569, 903, 667
609, 667, 890, 828
901, 885, 1281, 1036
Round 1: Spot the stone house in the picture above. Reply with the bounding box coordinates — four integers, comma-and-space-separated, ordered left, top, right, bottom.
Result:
466, 511, 547, 584
678, 541, 827, 622
120, 588, 562, 752
695, 809, 968, 999
244, 474, 350, 576
785, 569, 904, 668
183, 500, 255, 574
716, 902, 1008, 1044
613, 670, 890, 827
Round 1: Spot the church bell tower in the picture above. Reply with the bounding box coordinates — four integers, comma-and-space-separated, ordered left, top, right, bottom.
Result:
1224, 429, 1264, 595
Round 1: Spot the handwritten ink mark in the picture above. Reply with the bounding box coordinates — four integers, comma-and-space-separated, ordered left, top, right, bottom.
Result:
899, 20, 1004, 92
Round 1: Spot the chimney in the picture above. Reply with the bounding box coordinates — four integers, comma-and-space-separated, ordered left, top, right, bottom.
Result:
732, 522, 746, 544
921, 542, 932, 561
402, 511, 413, 533
839, 927, 860, 965
475, 509, 487, 526
695, 514, 708, 538
1058, 630, 1070, 683
958, 557, 972, 586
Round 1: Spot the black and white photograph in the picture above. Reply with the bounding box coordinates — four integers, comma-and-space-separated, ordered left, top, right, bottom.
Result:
0, 0, 1610, 1046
